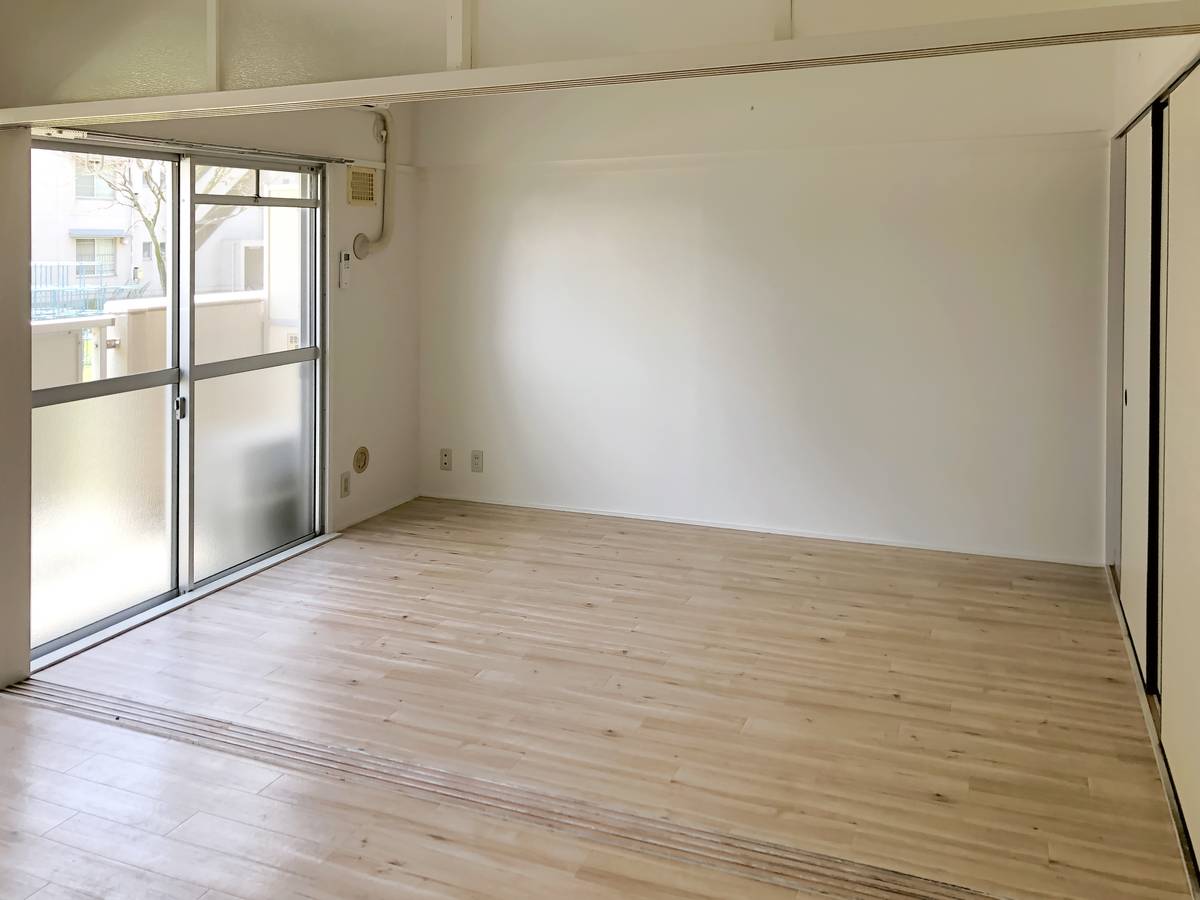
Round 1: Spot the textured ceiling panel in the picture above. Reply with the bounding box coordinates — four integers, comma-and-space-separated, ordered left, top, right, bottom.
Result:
475, 0, 786, 68
0, 0, 207, 108
220, 0, 445, 90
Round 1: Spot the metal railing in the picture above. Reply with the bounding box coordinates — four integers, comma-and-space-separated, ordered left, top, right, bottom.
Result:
31, 261, 149, 321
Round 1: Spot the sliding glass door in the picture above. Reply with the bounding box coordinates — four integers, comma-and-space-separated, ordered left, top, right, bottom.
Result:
30, 144, 323, 654
181, 158, 321, 586
30, 146, 178, 650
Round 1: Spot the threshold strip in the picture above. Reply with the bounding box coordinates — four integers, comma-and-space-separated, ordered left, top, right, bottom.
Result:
4, 679, 999, 900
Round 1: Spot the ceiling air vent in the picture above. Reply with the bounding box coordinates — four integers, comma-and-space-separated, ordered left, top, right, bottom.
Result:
347, 166, 377, 206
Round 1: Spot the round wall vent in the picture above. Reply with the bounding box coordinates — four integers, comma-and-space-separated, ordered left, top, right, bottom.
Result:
353, 446, 370, 474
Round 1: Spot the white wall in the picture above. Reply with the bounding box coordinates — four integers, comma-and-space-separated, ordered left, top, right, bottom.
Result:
415, 41, 1119, 161
1112, 33, 1200, 128
416, 55, 1111, 564
119, 107, 421, 530
323, 162, 421, 529
0, 128, 32, 685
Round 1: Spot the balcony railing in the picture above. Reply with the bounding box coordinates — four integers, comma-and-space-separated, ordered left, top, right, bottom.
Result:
32, 261, 150, 321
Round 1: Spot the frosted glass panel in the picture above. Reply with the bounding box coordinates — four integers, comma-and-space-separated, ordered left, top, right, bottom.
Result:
31, 387, 173, 647
193, 204, 314, 364
193, 362, 315, 581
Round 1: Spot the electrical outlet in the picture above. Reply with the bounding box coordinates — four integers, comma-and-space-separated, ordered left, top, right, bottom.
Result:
339, 471, 351, 498
471, 450, 484, 473
440, 448, 453, 471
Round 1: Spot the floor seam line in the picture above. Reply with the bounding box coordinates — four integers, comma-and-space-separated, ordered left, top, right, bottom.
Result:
4, 679, 1004, 900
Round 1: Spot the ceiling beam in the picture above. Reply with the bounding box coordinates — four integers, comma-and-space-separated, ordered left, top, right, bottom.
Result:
206, 0, 222, 92
775, 0, 796, 41
446, 0, 475, 71
4, 2, 1200, 127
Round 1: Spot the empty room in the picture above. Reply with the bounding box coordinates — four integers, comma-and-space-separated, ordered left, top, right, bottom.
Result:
2, 2, 1200, 898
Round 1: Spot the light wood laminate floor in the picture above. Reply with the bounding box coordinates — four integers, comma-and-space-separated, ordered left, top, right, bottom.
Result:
0, 697, 815, 900
14, 498, 1192, 899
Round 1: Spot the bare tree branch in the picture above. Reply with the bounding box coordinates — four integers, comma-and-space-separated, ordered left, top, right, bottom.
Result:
94, 157, 168, 291
90, 156, 254, 295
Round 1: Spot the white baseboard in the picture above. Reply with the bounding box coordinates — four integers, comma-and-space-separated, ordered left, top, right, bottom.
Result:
333, 492, 420, 532
416, 492, 1103, 568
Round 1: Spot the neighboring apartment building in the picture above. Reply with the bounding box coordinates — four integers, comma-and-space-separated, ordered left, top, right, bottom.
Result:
31, 150, 169, 312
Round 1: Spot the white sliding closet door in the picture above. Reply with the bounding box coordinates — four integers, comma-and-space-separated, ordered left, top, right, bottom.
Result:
1120, 116, 1153, 680
1162, 66, 1200, 835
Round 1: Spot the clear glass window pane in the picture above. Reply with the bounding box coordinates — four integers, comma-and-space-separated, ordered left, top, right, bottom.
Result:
192, 361, 316, 582
32, 148, 174, 389
259, 169, 314, 199
31, 386, 173, 647
195, 164, 255, 196
193, 204, 314, 364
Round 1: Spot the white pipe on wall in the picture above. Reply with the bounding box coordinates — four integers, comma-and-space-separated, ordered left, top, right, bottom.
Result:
353, 110, 394, 260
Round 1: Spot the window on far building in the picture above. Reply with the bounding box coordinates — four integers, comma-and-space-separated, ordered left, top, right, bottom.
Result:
74, 158, 115, 199
75, 238, 118, 276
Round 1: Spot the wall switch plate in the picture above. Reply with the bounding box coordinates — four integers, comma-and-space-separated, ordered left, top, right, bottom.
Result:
338, 250, 352, 289
440, 448, 453, 471
471, 450, 484, 473
339, 471, 351, 498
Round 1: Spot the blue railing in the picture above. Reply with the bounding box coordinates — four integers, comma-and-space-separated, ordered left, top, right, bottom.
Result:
31, 262, 149, 321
